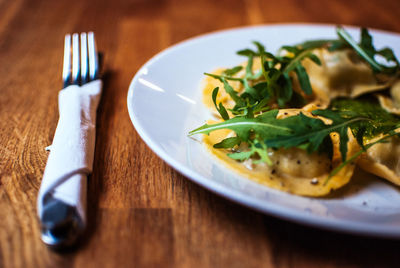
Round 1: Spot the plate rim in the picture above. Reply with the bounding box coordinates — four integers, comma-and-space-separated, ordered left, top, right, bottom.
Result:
127, 23, 400, 238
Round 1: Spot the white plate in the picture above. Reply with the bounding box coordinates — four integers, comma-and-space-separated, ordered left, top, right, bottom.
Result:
127, 24, 400, 238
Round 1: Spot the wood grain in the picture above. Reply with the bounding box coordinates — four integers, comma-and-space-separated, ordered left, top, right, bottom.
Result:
1, 0, 400, 267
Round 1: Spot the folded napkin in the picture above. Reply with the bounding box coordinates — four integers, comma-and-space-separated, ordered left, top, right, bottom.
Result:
38, 80, 102, 245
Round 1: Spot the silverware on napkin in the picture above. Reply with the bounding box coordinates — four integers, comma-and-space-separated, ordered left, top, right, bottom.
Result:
37, 32, 101, 248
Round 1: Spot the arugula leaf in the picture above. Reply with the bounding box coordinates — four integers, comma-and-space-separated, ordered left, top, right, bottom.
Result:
223, 66, 243, 76
237, 49, 257, 57
278, 72, 293, 106
227, 150, 253, 161
189, 109, 292, 141
253, 41, 269, 82
212, 87, 229, 120
204, 73, 245, 107
294, 64, 313, 95
337, 27, 399, 74
360, 28, 375, 57
307, 53, 322, 65
242, 78, 259, 99
213, 136, 241, 148
377, 47, 399, 66
282, 49, 313, 72
330, 98, 400, 139
227, 139, 272, 165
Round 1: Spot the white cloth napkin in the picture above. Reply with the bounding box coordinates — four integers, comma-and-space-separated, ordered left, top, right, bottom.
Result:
37, 80, 102, 226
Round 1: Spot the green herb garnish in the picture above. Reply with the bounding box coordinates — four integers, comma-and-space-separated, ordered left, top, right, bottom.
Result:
190, 27, 400, 178
337, 27, 399, 74
204, 41, 321, 116
189, 99, 400, 166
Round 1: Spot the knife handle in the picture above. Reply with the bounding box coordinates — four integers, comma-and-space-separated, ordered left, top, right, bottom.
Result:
40, 174, 86, 248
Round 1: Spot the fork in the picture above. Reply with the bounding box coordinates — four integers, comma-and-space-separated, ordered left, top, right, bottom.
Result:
38, 32, 100, 248
63, 32, 99, 87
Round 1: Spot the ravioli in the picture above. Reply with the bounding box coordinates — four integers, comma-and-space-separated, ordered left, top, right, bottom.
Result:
357, 135, 400, 186
303, 48, 392, 103
377, 80, 400, 115
202, 110, 358, 196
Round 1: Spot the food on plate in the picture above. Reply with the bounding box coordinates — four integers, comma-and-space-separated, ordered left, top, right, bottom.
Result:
189, 27, 400, 196
357, 134, 400, 186
201, 109, 359, 196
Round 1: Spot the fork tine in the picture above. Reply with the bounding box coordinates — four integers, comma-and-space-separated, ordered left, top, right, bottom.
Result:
72, 33, 80, 85
62, 34, 71, 88
88, 32, 98, 81
80, 33, 88, 85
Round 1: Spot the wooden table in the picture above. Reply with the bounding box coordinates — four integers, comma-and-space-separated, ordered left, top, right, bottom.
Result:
1, 0, 400, 267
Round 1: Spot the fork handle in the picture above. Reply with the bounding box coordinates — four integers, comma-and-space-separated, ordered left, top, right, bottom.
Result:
37, 80, 102, 247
